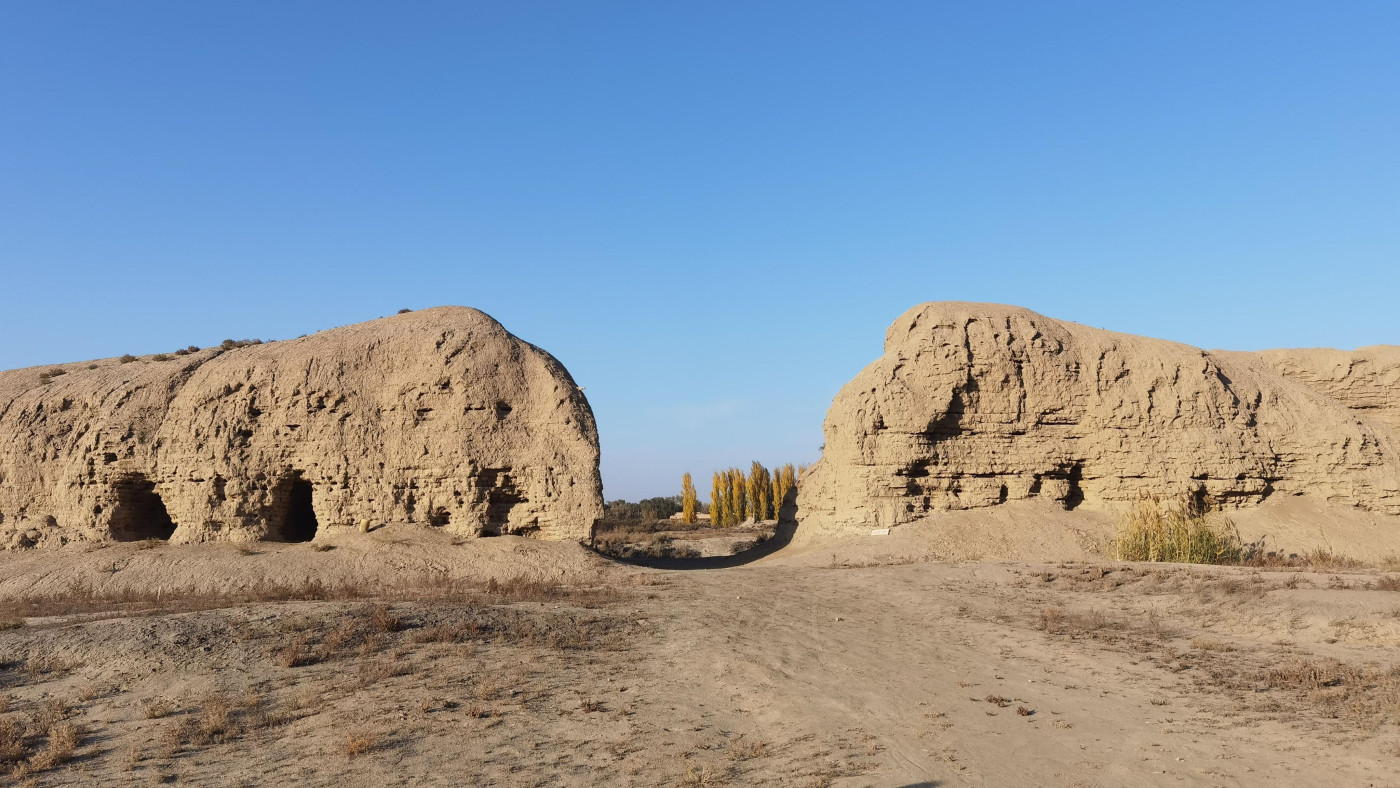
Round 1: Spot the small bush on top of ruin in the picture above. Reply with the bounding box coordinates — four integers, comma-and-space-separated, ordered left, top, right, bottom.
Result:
219, 338, 264, 351
398, 308, 412, 313
1113, 494, 1243, 565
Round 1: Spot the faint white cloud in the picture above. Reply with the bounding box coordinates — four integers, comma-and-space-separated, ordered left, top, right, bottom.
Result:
644, 399, 745, 430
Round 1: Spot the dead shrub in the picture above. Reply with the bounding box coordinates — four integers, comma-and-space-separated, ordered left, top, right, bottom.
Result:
681, 763, 725, 786
277, 633, 315, 668
143, 699, 175, 719
317, 619, 368, 659
30, 699, 73, 735
0, 617, 23, 631
1265, 659, 1358, 691
1376, 575, 1400, 592
344, 730, 379, 758
0, 717, 26, 765
1037, 606, 1120, 640
369, 604, 402, 633
1191, 638, 1235, 652
157, 719, 189, 759
123, 743, 144, 770
24, 655, 79, 681
196, 692, 234, 742
414, 619, 483, 644
725, 735, 768, 761
355, 657, 413, 688
22, 721, 79, 773
77, 681, 103, 702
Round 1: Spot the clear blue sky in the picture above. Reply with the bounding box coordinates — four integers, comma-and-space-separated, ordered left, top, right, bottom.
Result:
2, 2, 1397, 502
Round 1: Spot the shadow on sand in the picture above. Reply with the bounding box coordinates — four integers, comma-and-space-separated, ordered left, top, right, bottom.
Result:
590, 519, 798, 570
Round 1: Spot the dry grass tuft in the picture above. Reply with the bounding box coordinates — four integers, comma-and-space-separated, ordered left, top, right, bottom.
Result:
277, 633, 315, 668
1191, 638, 1235, 652
22, 721, 79, 773
143, 699, 175, 719
1113, 495, 1243, 564
344, 730, 380, 758
0, 572, 617, 623
369, 604, 402, 633
681, 763, 727, 786
725, 735, 768, 761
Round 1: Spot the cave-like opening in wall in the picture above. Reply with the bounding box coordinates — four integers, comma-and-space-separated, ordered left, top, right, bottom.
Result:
267, 472, 319, 542
108, 474, 177, 541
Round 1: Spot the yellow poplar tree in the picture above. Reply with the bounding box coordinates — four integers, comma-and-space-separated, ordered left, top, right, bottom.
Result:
728, 468, 747, 522
681, 472, 697, 524
774, 463, 797, 517
748, 461, 772, 521
745, 463, 761, 521
711, 472, 727, 527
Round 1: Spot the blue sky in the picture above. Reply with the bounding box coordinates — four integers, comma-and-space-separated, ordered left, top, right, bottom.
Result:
2, 2, 1397, 501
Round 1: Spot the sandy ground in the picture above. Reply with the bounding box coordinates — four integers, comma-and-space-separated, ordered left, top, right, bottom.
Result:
2, 527, 1400, 786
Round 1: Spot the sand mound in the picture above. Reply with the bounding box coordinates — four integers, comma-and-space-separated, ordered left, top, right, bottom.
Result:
0, 307, 602, 548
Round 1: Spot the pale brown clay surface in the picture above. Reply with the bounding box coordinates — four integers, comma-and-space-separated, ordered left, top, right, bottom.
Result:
799, 302, 1400, 548
0, 307, 602, 548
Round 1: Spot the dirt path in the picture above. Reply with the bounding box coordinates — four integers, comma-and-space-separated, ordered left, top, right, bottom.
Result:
2, 541, 1399, 786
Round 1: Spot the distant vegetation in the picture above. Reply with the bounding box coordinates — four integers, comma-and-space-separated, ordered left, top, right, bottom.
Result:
602, 496, 692, 522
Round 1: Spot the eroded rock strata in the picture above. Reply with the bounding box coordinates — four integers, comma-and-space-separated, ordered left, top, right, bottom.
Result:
0, 307, 603, 548
799, 302, 1400, 534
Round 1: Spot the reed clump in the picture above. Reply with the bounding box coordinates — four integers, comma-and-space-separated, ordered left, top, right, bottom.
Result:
1113, 494, 1243, 565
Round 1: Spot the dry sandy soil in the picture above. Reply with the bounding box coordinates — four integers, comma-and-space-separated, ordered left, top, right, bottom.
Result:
2, 524, 1400, 787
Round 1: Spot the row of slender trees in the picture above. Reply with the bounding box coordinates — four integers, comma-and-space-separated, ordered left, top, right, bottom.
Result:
678, 462, 800, 526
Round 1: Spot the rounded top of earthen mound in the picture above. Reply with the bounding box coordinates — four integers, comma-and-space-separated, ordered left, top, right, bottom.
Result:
882, 301, 1195, 355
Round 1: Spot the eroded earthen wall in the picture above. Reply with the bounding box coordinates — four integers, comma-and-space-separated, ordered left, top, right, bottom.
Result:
798, 302, 1400, 535
0, 307, 603, 548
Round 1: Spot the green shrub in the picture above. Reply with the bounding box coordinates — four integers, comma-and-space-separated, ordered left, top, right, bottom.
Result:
1113, 494, 1243, 564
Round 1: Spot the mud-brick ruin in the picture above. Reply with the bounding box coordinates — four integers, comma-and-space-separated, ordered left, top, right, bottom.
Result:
799, 302, 1400, 535
0, 307, 603, 548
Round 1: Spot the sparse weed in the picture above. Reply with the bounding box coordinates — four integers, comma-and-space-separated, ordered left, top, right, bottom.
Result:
143, 699, 175, 719
344, 730, 379, 758
725, 735, 768, 761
